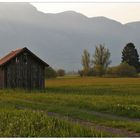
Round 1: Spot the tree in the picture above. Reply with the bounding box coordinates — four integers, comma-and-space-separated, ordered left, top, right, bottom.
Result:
57, 69, 65, 76
92, 44, 111, 76
122, 43, 140, 72
81, 49, 91, 76
45, 67, 57, 79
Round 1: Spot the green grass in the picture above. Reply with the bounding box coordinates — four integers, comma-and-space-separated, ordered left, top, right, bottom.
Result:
0, 109, 106, 137
0, 77, 140, 137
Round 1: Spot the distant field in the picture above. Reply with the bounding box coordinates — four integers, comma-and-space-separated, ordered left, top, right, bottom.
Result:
0, 77, 140, 137
47, 76, 140, 86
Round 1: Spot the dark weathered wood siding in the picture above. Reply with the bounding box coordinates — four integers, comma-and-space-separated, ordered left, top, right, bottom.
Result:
0, 68, 5, 88
4, 51, 45, 89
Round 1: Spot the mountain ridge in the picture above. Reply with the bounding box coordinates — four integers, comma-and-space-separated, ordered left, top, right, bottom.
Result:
0, 3, 140, 71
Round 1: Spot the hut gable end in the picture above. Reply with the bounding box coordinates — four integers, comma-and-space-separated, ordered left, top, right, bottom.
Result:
0, 47, 49, 89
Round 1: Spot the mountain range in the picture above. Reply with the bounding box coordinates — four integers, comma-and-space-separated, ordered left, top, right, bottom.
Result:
0, 3, 140, 71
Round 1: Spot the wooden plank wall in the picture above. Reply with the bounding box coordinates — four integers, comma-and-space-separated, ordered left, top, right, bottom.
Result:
5, 52, 45, 89
0, 68, 5, 88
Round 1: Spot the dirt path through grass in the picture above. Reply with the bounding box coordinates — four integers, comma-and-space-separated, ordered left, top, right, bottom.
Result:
84, 110, 140, 122
15, 99, 140, 122
47, 111, 140, 137
12, 99, 140, 137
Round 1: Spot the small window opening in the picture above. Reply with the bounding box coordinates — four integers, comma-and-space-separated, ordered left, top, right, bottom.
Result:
16, 57, 19, 64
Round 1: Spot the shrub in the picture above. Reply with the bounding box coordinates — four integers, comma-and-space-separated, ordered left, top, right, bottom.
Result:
57, 69, 65, 76
106, 66, 118, 77
93, 65, 106, 76
78, 69, 96, 77
107, 62, 137, 77
78, 70, 84, 77
45, 67, 57, 79
117, 62, 137, 77
87, 69, 96, 76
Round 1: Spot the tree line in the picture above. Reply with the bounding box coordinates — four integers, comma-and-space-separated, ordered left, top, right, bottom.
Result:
45, 68, 65, 79
79, 42, 140, 77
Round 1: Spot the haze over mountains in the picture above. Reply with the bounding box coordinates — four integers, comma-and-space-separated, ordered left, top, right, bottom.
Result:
0, 3, 140, 71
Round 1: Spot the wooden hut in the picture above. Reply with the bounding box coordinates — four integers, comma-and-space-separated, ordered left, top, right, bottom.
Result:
0, 47, 49, 89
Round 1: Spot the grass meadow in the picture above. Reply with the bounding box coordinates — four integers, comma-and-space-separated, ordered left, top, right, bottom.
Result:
0, 76, 140, 137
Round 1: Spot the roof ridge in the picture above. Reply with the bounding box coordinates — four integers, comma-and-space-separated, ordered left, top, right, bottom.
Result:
0, 48, 24, 66
0, 47, 49, 67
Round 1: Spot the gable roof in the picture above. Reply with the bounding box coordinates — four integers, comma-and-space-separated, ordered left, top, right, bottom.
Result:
0, 47, 49, 67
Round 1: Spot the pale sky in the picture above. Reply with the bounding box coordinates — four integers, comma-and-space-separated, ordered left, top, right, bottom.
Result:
31, 3, 140, 24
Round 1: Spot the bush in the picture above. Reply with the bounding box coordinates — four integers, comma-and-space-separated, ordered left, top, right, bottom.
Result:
117, 63, 137, 77
57, 69, 65, 76
93, 65, 106, 76
78, 70, 84, 77
106, 66, 118, 77
45, 67, 57, 79
107, 62, 137, 77
78, 69, 96, 77
87, 69, 96, 76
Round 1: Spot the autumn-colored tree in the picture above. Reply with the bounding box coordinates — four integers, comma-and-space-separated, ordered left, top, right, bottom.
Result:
92, 44, 111, 76
81, 49, 91, 76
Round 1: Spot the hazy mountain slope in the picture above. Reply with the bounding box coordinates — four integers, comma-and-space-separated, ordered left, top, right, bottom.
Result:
0, 3, 140, 71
